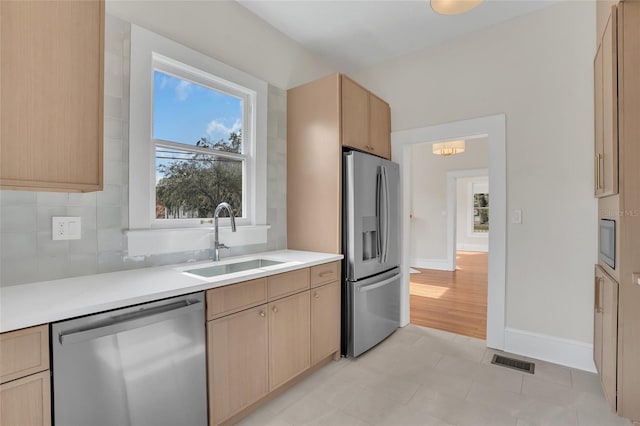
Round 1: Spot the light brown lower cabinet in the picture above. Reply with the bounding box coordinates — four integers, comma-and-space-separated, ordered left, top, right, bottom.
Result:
594, 265, 618, 412
0, 371, 51, 426
311, 281, 341, 366
207, 305, 269, 425
268, 291, 311, 391
206, 265, 340, 425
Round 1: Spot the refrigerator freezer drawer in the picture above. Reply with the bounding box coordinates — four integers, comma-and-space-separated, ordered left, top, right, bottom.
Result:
347, 269, 401, 357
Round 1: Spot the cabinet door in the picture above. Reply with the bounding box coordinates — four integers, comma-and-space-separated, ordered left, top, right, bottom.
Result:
594, 42, 604, 197
208, 305, 269, 425
593, 271, 603, 376
596, 7, 619, 198
0, 371, 51, 426
594, 265, 618, 412
369, 95, 391, 160
310, 281, 341, 366
341, 75, 369, 153
0, 0, 104, 192
601, 270, 618, 412
269, 292, 310, 390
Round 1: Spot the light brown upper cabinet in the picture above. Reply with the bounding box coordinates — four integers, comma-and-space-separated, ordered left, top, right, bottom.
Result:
594, 5, 618, 198
287, 73, 392, 254
369, 94, 392, 159
0, 0, 104, 192
341, 75, 391, 159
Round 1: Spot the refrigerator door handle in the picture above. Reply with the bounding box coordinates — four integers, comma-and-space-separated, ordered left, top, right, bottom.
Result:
382, 165, 391, 264
376, 166, 383, 261
357, 274, 400, 292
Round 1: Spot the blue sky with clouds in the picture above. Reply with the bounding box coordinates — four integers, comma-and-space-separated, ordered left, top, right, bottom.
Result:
153, 71, 243, 147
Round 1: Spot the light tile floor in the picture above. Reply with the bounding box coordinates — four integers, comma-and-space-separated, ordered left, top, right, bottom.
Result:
238, 324, 632, 426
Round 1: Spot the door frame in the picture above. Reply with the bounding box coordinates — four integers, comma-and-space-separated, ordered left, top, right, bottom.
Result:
392, 114, 506, 350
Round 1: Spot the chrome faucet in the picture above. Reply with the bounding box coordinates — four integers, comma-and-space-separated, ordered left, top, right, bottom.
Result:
212, 202, 237, 261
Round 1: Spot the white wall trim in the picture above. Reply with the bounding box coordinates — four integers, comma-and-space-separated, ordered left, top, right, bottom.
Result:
392, 114, 506, 350
457, 244, 489, 252
410, 258, 453, 271
129, 24, 268, 230
504, 327, 596, 373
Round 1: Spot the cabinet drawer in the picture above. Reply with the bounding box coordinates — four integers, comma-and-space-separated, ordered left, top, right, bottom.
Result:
310, 262, 340, 288
207, 278, 267, 321
1, 325, 49, 384
268, 269, 310, 301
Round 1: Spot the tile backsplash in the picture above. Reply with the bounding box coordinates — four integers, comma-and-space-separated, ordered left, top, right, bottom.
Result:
0, 15, 287, 287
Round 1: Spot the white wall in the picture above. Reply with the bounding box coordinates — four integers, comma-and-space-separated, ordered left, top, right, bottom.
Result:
106, 0, 335, 89
354, 1, 597, 343
410, 139, 488, 263
457, 176, 489, 252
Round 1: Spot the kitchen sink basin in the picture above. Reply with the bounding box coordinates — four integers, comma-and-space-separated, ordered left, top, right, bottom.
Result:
185, 259, 284, 278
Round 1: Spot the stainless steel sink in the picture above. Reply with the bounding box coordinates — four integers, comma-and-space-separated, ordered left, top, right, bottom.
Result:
185, 259, 284, 278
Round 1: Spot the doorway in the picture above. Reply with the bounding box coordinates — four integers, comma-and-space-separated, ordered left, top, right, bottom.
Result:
392, 114, 506, 350
407, 142, 489, 339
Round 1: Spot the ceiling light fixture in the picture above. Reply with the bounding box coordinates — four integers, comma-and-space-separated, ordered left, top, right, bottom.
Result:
432, 140, 465, 156
430, 0, 484, 15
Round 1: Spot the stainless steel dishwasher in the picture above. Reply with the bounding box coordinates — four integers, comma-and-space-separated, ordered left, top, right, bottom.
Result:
51, 292, 207, 426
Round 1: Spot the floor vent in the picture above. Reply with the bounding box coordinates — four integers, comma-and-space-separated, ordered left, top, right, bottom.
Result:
491, 354, 535, 374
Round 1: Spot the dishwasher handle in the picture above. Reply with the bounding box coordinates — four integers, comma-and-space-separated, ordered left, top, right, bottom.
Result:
59, 299, 203, 346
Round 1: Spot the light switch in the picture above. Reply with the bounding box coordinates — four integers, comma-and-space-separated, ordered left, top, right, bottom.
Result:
511, 209, 523, 224
52, 217, 82, 240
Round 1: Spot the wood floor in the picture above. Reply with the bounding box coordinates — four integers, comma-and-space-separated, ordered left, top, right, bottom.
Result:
410, 251, 488, 339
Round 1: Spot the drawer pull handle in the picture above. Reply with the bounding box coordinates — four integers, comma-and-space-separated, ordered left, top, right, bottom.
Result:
314, 293, 319, 299
259, 311, 266, 317
319, 271, 334, 277
272, 307, 278, 313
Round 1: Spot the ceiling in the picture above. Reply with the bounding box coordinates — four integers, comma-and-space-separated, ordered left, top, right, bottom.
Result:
238, 0, 558, 72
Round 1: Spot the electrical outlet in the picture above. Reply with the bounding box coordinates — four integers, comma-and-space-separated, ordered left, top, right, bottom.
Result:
52, 217, 81, 240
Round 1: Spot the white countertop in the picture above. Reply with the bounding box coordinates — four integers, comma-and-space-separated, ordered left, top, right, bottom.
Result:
0, 250, 342, 333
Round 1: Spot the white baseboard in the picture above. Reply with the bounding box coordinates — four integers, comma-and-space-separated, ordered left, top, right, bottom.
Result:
410, 257, 454, 271
504, 327, 596, 373
457, 243, 488, 252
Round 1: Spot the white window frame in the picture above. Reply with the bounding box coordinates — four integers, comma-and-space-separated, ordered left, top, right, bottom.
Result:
151, 56, 254, 226
129, 25, 267, 232
467, 180, 489, 237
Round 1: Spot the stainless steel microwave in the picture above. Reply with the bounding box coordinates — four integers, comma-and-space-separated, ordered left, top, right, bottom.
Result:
599, 219, 616, 269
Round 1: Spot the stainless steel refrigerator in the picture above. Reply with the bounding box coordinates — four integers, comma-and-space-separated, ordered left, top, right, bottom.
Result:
343, 150, 401, 357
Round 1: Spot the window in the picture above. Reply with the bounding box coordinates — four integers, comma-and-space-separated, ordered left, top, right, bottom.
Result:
152, 66, 248, 221
471, 183, 489, 234
129, 25, 267, 232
